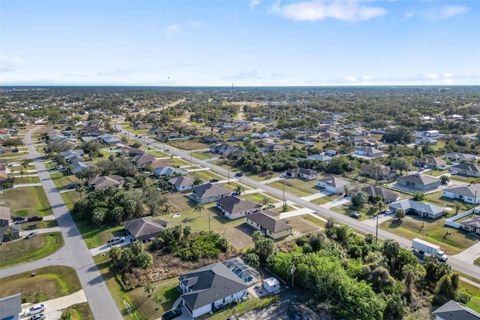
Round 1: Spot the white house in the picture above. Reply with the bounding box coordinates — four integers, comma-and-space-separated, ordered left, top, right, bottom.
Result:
316, 176, 350, 194
443, 184, 480, 204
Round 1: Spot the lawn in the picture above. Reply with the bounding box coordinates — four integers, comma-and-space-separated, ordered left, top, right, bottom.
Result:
168, 140, 210, 150
202, 295, 279, 320
0, 233, 64, 268
153, 157, 190, 168
475, 257, 480, 267
424, 191, 472, 213
8, 164, 36, 172
303, 214, 327, 229
51, 172, 79, 189
0, 151, 28, 158
0, 266, 81, 303
192, 151, 215, 160
331, 203, 371, 221
450, 175, 480, 184
241, 192, 278, 204
145, 149, 168, 157
380, 216, 478, 254
20, 219, 58, 231
61, 303, 94, 320
267, 178, 319, 197
12, 175, 41, 184
247, 172, 279, 182
311, 193, 339, 205
61, 191, 82, 210
461, 281, 480, 313
430, 140, 446, 151
426, 169, 449, 177
220, 181, 251, 192
72, 215, 126, 249
0, 186, 53, 216
189, 170, 224, 183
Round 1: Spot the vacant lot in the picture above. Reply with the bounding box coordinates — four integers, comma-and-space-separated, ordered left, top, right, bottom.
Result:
267, 178, 319, 197
61, 191, 82, 210
247, 172, 279, 182
0, 265, 81, 303
61, 303, 94, 320
152, 157, 190, 167
189, 170, 224, 182
241, 192, 279, 204
12, 175, 41, 184
51, 172, 79, 189
192, 151, 215, 160
0, 186, 52, 216
380, 216, 477, 254
0, 233, 64, 268
72, 215, 126, 249
168, 140, 210, 150
144, 149, 168, 157
285, 214, 325, 236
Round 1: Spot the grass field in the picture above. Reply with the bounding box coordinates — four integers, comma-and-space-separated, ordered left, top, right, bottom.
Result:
0, 233, 64, 268
247, 172, 279, 182
12, 175, 41, 184
72, 215, 126, 249
461, 281, 480, 313
380, 216, 477, 254
8, 164, 36, 172
168, 140, 210, 150
61, 191, 82, 210
302, 214, 327, 229
267, 178, 318, 197
450, 175, 480, 184
0, 186, 52, 216
241, 192, 278, 204
424, 191, 472, 213
331, 203, 371, 221
426, 169, 449, 177
0, 266, 81, 303
20, 219, 58, 230
220, 181, 251, 192
192, 151, 215, 160
144, 149, 168, 157
51, 172, 80, 189
61, 303, 94, 320
311, 193, 339, 205
189, 170, 224, 183
0, 151, 28, 158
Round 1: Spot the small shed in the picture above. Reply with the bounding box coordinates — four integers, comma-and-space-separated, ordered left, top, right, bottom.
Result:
263, 277, 280, 293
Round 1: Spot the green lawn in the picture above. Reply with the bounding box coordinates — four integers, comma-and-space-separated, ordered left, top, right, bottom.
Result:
202, 295, 279, 320
303, 214, 327, 229
267, 178, 319, 197
219, 181, 251, 192
168, 140, 210, 150
424, 191, 472, 213
0, 186, 53, 216
0, 233, 64, 268
450, 175, 480, 184
380, 216, 478, 254
72, 215, 126, 249
331, 203, 371, 221
241, 192, 278, 204
51, 172, 79, 189
475, 257, 480, 267
0, 266, 81, 303
12, 175, 41, 184
311, 193, 339, 205
247, 172, 279, 182
430, 140, 446, 151
461, 281, 480, 313
8, 164, 36, 172
189, 170, 224, 183
61, 303, 94, 320
145, 150, 168, 157
61, 191, 82, 210
20, 219, 58, 231
0, 151, 28, 158
426, 169, 449, 177
192, 151, 215, 160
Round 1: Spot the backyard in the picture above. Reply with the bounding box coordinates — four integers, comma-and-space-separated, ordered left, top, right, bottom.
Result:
0, 233, 64, 268
0, 186, 53, 216
0, 266, 81, 303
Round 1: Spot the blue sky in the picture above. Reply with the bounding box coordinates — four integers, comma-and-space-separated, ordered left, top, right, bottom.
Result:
1, 0, 479, 86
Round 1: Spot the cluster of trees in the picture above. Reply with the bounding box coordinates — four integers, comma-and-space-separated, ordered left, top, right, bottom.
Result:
151, 226, 229, 262
382, 127, 414, 144
247, 217, 470, 320
72, 187, 144, 225
109, 241, 153, 274
229, 149, 303, 173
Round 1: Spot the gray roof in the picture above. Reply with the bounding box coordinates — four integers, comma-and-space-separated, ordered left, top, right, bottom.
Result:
452, 163, 480, 173
390, 199, 444, 216
0, 293, 22, 319
445, 153, 477, 161
398, 174, 440, 186
358, 186, 399, 202
0, 206, 11, 222
433, 300, 480, 320
216, 196, 262, 214
122, 217, 167, 241
168, 176, 194, 188
444, 184, 480, 198
132, 153, 155, 167
247, 211, 292, 233
179, 262, 248, 311
462, 216, 480, 229
192, 183, 230, 200
318, 176, 350, 188
88, 175, 124, 189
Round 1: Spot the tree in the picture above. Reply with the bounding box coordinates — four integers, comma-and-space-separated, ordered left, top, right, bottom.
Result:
144, 281, 155, 297
253, 233, 275, 262
235, 185, 245, 196
194, 203, 205, 216
391, 159, 409, 174
143, 187, 167, 216
395, 208, 406, 221
383, 294, 405, 320
434, 273, 460, 305
440, 175, 450, 185
153, 294, 165, 310
351, 192, 368, 208
193, 175, 203, 186
382, 126, 414, 144
413, 192, 425, 201
243, 252, 260, 268
261, 196, 272, 207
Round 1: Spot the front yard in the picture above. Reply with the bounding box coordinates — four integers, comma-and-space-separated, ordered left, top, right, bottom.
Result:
0, 186, 53, 216
380, 216, 478, 254
267, 178, 319, 197
0, 233, 64, 268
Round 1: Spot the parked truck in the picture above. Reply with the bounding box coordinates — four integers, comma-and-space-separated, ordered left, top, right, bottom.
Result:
411, 238, 448, 262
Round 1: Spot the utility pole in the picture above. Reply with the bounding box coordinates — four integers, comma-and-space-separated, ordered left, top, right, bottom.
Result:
375, 213, 379, 243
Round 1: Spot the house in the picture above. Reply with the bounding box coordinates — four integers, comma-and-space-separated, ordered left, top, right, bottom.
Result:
307, 154, 332, 162
450, 163, 480, 177
0, 206, 11, 243
216, 196, 262, 220
189, 183, 230, 204
353, 147, 384, 158
71, 161, 89, 174
389, 199, 445, 219
88, 175, 124, 190
209, 144, 242, 155
153, 166, 187, 178
397, 174, 441, 191
316, 176, 350, 194
60, 149, 84, 163
121, 146, 143, 157
444, 152, 477, 162
131, 153, 156, 169
0, 293, 22, 320
100, 134, 121, 145
122, 216, 168, 242
415, 156, 448, 170
325, 149, 337, 157
284, 167, 319, 180
443, 184, 480, 204
178, 262, 249, 318
460, 215, 480, 235
246, 211, 292, 239
355, 186, 399, 203
433, 300, 480, 320
201, 136, 221, 144
168, 176, 195, 191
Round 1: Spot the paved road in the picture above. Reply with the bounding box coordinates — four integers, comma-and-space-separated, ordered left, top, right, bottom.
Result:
1, 128, 122, 320
120, 124, 480, 282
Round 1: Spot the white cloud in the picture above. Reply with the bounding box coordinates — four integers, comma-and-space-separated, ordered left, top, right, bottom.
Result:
250, 0, 262, 8
163, 24, 182, 36
0, 55, 23, 72
272, 0, 388, 22
406, 5, 469, 19
344, 75, 372, 83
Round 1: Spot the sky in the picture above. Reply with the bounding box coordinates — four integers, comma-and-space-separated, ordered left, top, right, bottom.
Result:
0, 0, 479, 86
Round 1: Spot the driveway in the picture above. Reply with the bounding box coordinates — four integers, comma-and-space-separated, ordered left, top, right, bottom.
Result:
20, 290, 87, 320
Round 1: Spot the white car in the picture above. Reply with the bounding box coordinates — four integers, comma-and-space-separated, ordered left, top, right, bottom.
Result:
24, 304, 46, 316
107, 236, 126, 246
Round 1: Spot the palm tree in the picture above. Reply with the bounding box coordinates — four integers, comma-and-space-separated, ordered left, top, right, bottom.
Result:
235, 185, 245, 196
261, 196, 272, 208
194, 203, 205, 216
75, 184, 85, 199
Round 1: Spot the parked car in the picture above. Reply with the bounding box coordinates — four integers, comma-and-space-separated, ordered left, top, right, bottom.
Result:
24, 304, 46, 316
210, 178, 219, 183
351, 212, 361, 219
28, 216, 43, 222
13, 216, 27, 223
234, 172, 243, 177
265, 204, 276, 209
107, 236, 126, 246
161, 308, 182, 320
30, 314, 46, 320
25, 232, 39, 239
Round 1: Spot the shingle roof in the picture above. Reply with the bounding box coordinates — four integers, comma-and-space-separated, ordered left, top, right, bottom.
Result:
398, 174, 440, 186
168, 176, 194, 188
318, 176, 350, 188
444, 184, 480, 198
216, 196, 262, 214
122, 217, 167, 240
247, 211, 291, 233
88, 175, 124, 189
0, 293, 22, 320
192, 183, 230, 200
132, 153, 155, 166
390, 199, 444, 216
452, 163, 480, 173
358, 186, 398, 202
433, 300, 480, 320
179, 262, 248, 311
